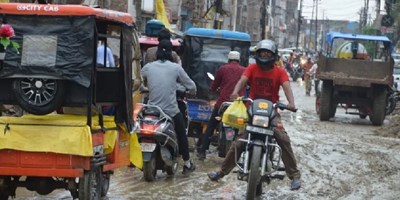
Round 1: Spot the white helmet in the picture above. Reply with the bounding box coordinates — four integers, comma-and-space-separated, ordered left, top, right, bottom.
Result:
256, 39, 277, 54
228, 51, 240, 61
255, 39, 277, 65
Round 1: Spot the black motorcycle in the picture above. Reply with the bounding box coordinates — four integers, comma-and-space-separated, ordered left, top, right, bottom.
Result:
235, 98, 296, 199
290, 60, 304, 82
215, 101, 238, 157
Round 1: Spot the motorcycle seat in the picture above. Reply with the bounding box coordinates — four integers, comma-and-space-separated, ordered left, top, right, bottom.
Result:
142, 107, 160, 117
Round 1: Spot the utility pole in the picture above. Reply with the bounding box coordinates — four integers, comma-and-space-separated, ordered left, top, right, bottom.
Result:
295, 0, 303, 50
231, 0, 237, 31
315, 0, 319, 51
261, 0, 267, 40
308, 0, 315, 50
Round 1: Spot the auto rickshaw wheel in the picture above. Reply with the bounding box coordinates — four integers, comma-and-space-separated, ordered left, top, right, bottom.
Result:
101, 173, 110, 197
0, 190, 8, 200
12, 78, 65, 115
78, 167, 102, 200
0, 176, 10, 200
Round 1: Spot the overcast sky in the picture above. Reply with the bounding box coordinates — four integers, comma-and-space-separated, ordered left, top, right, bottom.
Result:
301, 0, 379, 22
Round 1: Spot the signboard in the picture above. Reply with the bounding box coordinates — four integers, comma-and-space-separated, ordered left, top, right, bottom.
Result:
380, 26, 393, 34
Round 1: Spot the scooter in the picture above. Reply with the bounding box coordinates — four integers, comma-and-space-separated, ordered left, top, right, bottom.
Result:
235, 98, 296, 200
134, 103, 179, 181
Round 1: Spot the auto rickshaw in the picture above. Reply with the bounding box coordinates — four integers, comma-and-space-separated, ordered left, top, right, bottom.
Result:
181, 28, 251, 141
0, 3, 142, 199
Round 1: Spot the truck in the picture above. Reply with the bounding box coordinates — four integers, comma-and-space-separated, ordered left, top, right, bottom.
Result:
316, 32, 393, 126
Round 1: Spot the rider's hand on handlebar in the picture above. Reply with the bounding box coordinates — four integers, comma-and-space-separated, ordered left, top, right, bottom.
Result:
288, 103, 296, 111
230, 93, 239, 100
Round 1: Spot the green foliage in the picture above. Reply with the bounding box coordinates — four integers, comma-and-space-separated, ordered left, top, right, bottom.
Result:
0, 37, 20, 54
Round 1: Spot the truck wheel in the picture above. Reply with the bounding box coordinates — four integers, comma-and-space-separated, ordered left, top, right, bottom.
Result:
315, 95, 321, 114
319, 81, 333, 121
369, 87, 387, 126
12, 78, 65, 115
329, 103, 337, 118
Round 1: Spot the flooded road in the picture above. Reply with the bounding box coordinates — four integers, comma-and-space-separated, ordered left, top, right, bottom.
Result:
14, 80, 400, 199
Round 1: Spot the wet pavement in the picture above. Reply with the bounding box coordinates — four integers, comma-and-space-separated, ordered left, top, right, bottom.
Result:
13, 80, 400, 199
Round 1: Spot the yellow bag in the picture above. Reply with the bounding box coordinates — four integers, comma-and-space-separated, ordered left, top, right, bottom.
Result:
222, 98, 248, 129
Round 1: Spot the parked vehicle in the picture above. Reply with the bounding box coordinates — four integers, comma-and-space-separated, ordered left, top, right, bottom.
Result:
235, 98, 296, 200
181, 28, 251, 141
317, 32, 393, 125
0, 3, 141, 199
134, 103, 179, 181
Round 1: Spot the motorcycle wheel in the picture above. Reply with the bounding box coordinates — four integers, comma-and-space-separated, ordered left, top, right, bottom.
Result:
385, 95, 396, 115
165, 161, 178, 175
217, 124, 227, 158
143, 155, 157, 181
246, 145, 262, 200
292, 72, 299, 82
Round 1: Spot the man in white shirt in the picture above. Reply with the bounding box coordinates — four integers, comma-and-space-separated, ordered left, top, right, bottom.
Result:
97, 39, 115, 68
308, 61, 320, 96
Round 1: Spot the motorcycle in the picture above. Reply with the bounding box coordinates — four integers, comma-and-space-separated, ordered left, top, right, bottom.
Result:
215, 101, 238, 157
386, 87, 400, 115
134, 103, 179, 181
205, 72, 239, 157
235, 98, 296, 199
290, 59, 304, 82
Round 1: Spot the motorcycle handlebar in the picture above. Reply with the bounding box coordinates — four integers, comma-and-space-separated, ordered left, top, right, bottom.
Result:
275, 102, 297, 112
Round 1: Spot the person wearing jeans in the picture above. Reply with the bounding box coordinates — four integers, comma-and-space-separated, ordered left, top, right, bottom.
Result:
197, 51, 245, 160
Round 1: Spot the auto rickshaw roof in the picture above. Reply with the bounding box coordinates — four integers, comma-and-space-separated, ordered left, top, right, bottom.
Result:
139, 36, 181, 47
184, 28, 251, 41
0, 3, 134, 25
326, 32, 391, 46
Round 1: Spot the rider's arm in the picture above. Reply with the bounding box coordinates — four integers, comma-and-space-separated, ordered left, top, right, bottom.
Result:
177, 67, 197, 95
231, 75, 248, 99
281, 81, 296, 109
210, 68, 222, 92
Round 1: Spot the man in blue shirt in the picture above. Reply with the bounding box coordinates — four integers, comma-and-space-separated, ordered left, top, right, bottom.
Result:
97, 39, 115, 68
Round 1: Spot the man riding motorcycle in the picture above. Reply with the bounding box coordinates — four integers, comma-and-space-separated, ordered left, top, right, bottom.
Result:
197, 51, 246, 160
207, 39, 302, 190
141, 39, 197, 174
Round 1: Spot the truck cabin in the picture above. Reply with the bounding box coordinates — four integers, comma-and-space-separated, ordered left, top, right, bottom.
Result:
326, 32, 392, 62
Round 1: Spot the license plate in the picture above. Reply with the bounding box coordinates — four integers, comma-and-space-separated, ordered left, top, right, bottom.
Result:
245, 125, 274, 136
140, 143, 157, 152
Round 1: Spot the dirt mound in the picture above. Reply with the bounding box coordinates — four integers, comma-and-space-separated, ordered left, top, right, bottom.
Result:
375, 113, 400, 138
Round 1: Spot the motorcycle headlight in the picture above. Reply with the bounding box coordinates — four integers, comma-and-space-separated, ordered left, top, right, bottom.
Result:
252, 115, 269, 127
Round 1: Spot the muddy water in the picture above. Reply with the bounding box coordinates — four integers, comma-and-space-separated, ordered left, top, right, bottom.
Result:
14, 80, 400, 199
